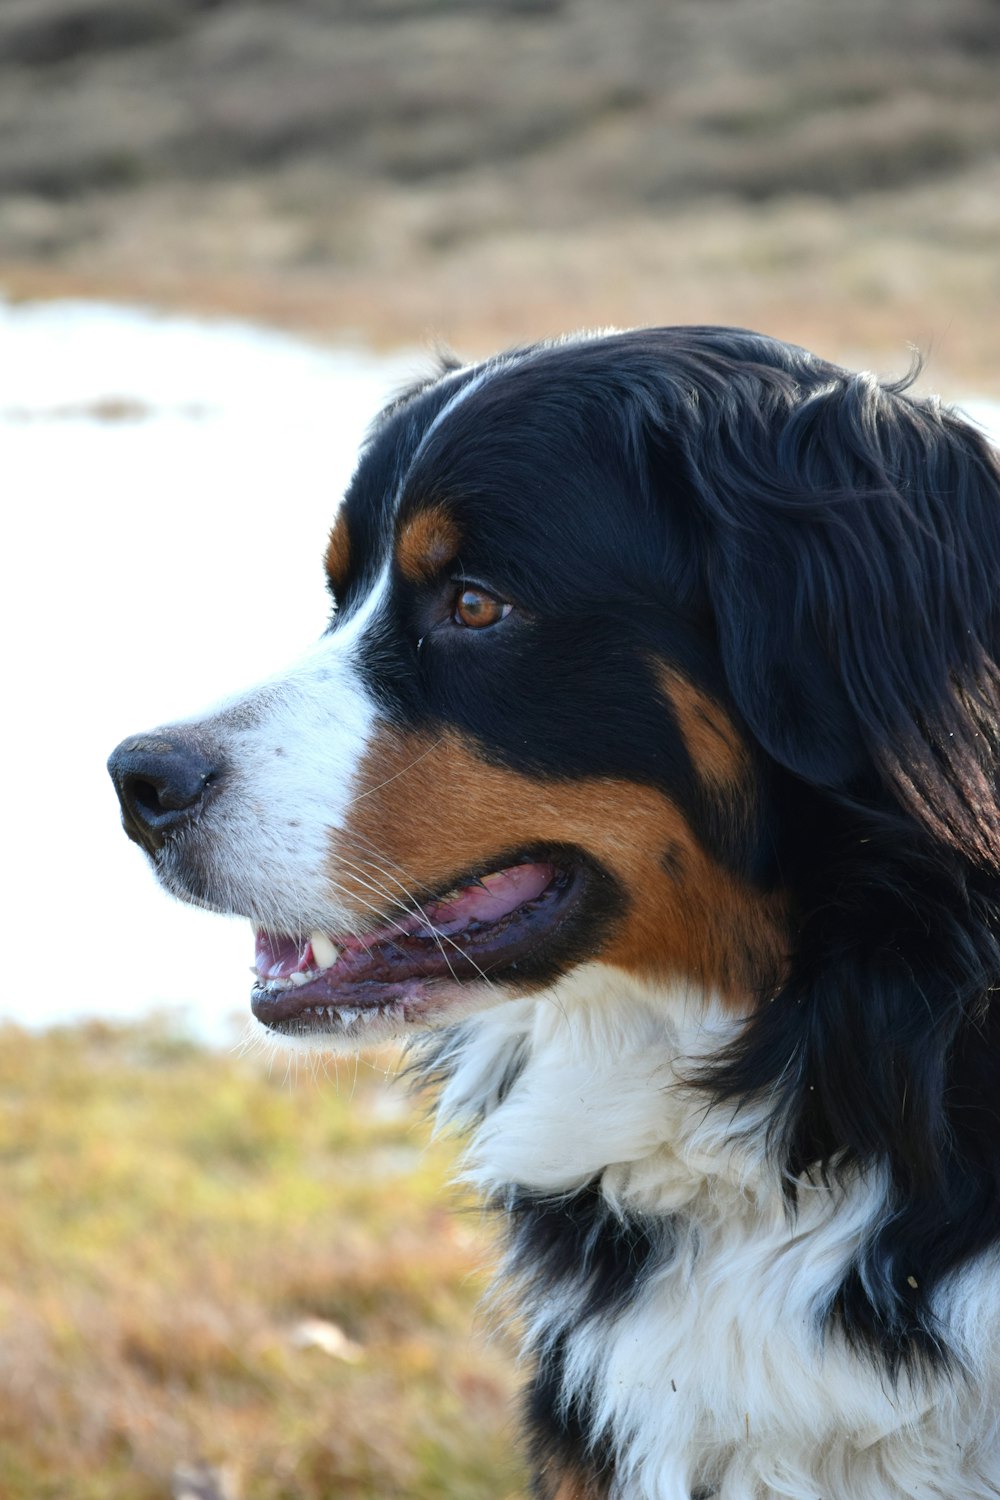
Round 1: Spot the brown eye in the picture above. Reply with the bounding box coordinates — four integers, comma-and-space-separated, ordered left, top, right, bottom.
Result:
452, 586, 511, 629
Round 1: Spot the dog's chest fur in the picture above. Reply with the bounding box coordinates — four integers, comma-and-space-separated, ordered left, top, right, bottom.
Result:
424, 967, 1000, 1500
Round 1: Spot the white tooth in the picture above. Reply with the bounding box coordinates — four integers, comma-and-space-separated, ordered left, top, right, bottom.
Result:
339, 1008, 360, 1027
288, 971, 308, 987
310, 931, 340, 970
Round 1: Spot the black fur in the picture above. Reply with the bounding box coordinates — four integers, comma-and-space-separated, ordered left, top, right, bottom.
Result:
505, 1180, 663, 1326
526, 1329, 613, 1498
509, 1184, 662, 1495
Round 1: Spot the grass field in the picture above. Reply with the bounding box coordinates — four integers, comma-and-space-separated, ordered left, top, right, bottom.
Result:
0, 1020, 525, 1499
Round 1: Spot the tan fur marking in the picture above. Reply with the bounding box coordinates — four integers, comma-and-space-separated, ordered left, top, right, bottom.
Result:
396, 505, 460, 583
330, 726, 788, 1006
660, 667, 746, 786
325, 511, 351, 594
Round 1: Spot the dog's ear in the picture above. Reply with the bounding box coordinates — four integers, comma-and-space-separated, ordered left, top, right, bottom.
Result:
695, 374, 1000, 865
680, 371, 1000, 1347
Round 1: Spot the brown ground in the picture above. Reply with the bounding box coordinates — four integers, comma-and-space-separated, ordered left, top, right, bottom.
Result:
1, 0, 998, 394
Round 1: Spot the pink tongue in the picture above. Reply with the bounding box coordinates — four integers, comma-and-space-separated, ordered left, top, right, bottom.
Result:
255, 931, 307, 979
421, 863, 555, 935
254, 862, 555, 977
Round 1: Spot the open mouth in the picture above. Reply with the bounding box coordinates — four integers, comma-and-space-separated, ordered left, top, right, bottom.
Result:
250, 859, 586, 1038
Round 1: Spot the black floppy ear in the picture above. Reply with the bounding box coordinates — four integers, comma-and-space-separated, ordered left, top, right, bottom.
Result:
699, 373, 1000, 865
679, 361, 1000, 1357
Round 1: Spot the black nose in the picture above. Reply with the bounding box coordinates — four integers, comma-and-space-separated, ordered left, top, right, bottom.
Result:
108, 734, 221, 856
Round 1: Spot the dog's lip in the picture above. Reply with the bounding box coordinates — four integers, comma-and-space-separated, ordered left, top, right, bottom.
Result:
250, 860, 580, 1032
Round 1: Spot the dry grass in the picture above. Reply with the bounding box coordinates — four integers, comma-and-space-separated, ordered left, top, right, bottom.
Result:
3, 162, 998, 399
0, 1020, 524, 1499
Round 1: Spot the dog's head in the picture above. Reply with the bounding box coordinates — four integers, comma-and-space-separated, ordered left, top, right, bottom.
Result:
108, 326, 1000, 1078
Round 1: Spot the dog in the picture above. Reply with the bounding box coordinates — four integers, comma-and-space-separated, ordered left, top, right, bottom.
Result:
109, 325, 1000, 1500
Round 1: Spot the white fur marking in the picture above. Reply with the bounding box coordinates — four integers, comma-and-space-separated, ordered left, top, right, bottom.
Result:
153, 568, 392, 934
433, 965, 1000, 1499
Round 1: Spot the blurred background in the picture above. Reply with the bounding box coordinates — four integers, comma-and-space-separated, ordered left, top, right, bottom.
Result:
2, 0, 1000, 383
2, 3, 999, 1497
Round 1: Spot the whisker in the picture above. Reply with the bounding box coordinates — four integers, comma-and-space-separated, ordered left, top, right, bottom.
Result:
333, 844, 503, 996
329, 850, 466, 989
335, 825, 441, 899
351, 737, 446, 801
321, 869, 417, 959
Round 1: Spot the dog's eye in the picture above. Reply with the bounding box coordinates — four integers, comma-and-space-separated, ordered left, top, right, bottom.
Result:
451, 585, 511, 629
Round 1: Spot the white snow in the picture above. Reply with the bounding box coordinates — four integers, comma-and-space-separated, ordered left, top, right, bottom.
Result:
2, 298, 421, 1041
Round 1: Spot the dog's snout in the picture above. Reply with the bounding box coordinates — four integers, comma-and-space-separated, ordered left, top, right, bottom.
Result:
107, 734, 221, 855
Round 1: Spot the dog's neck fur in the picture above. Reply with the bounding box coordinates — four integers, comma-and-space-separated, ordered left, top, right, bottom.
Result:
421, 966, 1000, 1500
